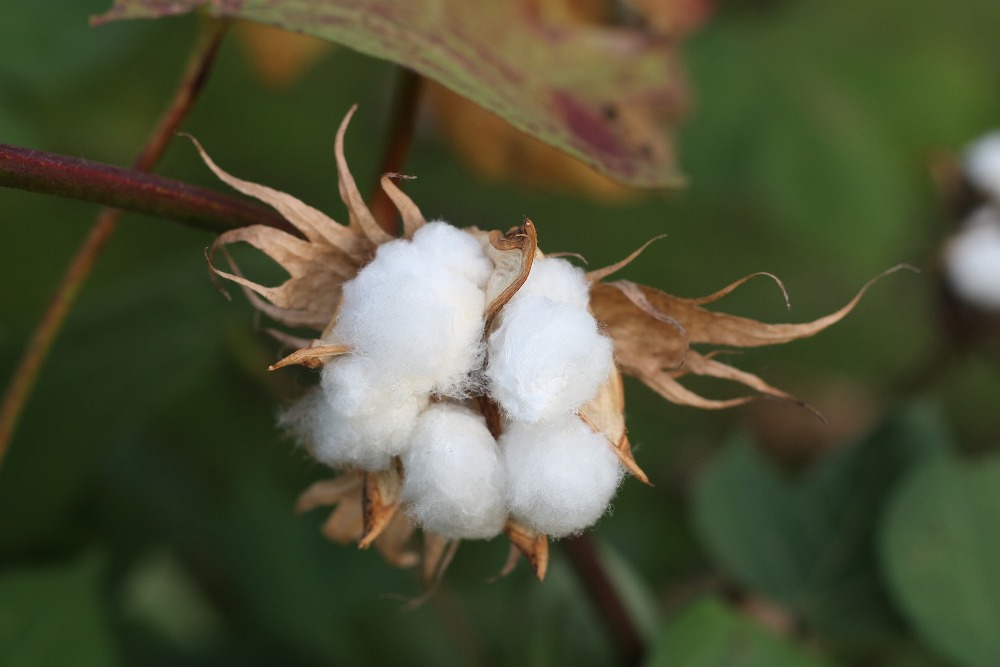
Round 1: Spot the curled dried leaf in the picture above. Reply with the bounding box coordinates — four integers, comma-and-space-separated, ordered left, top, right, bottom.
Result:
484, 220, 539, 326
295, 473, 364, 514
359, 461, 404, 549
269, 343, 352, 371
591, 266, 912, 409
585, 234, 666, 283
504, 519, 550, 581
422, 532, 460, 590
379, 173, 426, 239
579, 367, 651, 485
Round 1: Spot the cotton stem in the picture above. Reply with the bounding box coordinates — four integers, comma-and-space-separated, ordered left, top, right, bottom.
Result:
369, 68, 423, 235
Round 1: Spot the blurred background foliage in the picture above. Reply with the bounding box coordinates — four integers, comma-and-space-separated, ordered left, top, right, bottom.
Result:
2, 0, 1000, 665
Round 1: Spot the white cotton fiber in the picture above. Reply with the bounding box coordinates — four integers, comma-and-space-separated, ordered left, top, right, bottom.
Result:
487, 295, 614, 423
945, 206, 1000, 311
515, 256, 591, 309
964, 131, 1000, 201
400, 403, 507, 539
281, 356, 426, 471
411, 221, 494, 289
501, 417, 623, 537
334, 238, 487, 396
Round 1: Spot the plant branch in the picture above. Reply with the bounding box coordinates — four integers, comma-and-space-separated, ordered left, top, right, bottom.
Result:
0, 144, 293, 235
563, 534, 645, 666
0, 18, 229, 469
369, 68, 423, 235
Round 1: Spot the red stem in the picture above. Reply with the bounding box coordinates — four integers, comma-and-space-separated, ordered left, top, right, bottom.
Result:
563, 534, 646, 666
369, 68, 422, 235
0, 143, 293, 235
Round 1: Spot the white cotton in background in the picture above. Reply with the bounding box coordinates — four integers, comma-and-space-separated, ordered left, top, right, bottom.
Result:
280, 356, 426, 471
334, 238, 487, 396
514, 256, 591, 310
501, 418, 624, 537
964, 131, 1000, 201
944, 206, 1000, 311
487, 295, 614, 423
411, 221, 495, 289
400, 403, 507, 539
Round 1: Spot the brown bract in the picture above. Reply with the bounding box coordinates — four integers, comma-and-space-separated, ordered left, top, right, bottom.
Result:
197, 106, 897, 588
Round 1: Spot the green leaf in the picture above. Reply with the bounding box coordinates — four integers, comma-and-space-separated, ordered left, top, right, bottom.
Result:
692, 407, 948, 639
95, 0, 686, 187
0, 552, 115, 666
644, 597, 834, 667
881, 452, 1000, 667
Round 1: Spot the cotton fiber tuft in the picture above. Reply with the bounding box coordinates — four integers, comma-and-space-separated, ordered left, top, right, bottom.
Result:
401, 404, 507, 539
487, 295, 613, 422
501, 418, 624, 537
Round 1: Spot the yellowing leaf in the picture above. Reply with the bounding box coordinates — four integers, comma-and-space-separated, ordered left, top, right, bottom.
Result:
96, 0, 692, 187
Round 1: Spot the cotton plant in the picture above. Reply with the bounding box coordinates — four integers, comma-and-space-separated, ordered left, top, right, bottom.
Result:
198, 106, 885, 585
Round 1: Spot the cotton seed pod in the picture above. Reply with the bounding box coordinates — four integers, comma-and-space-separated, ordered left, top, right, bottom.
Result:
200, 105, 903, 586
401, 404, 507, 540
501, 417, 625, 538
487, 294, 614, 423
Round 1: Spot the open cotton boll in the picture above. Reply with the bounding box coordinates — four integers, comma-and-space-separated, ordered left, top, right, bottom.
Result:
945, 206, 1000, 311
514, 256, 591, 310
334, 239, 487, 396
501, 418, 623, 537
487, 295, 614, 423
401, 403, 507, 539
964, 131, 1000, 201
282, 356, 426, 471
411, 221, 495, 289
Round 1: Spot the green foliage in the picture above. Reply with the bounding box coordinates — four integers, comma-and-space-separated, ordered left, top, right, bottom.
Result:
692, 408, 950, 639
881, 452, 1000, 667
0, 552, 115, 666
645, 598, 834, 667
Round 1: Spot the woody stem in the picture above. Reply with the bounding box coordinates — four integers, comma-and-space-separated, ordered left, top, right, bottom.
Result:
369, 67, 423, 235
563, 534, 646, 666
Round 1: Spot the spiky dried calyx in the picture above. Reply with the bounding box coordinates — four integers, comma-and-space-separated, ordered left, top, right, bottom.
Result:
201, 105, 890, 585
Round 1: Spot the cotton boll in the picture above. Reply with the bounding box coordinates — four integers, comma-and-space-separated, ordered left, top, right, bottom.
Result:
282, 356, 426, 470
502, 418, 623, 537
964, 131, 1000, 201
400, 403, 507, 539
334, 238, 487, 395
411, 221, 494, 289
945, 206, 1000, 311
487, 295, 614, 422
514, 256, 591, 309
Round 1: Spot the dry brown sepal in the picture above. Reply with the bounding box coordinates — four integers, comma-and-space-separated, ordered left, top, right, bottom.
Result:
197, 105, 424, 333
359, 461, 404, 548
590, 262, 910, 410
503, 519, 550, 581
268, 343, 351, 371
483, 220, 539, 326
579, 367, 650, 485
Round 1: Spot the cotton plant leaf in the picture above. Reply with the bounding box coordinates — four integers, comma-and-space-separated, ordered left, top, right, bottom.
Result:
95, 0, 690, 187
